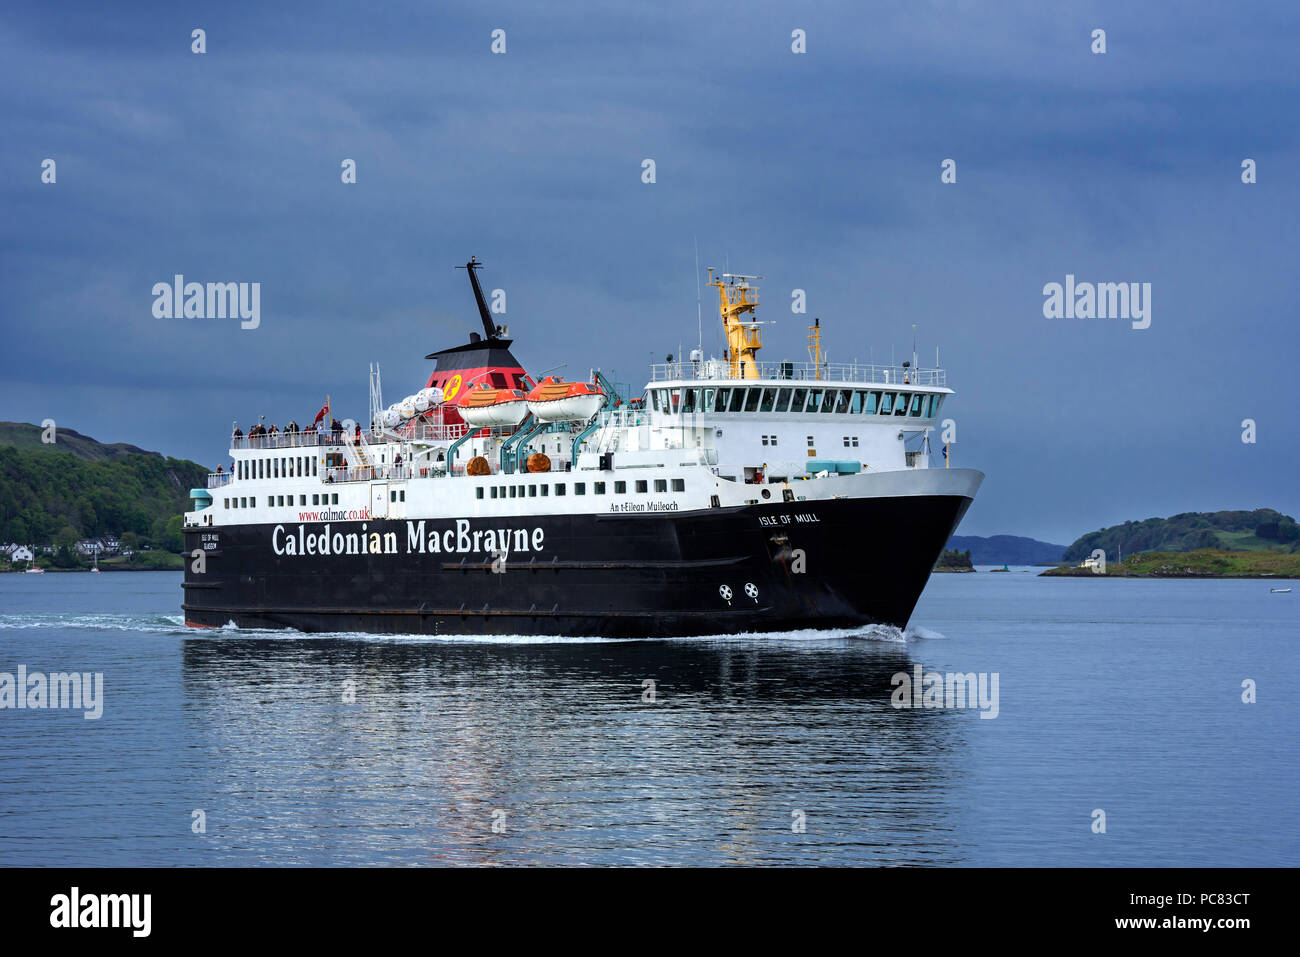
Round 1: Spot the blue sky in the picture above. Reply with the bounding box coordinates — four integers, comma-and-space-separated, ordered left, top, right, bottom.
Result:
2, 0, 1297, 543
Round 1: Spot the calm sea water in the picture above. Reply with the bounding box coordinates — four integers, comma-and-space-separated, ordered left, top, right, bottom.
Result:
0, 569, 1295, 867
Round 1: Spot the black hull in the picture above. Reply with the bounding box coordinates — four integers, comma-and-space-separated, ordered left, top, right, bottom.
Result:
183, 495, 973, 637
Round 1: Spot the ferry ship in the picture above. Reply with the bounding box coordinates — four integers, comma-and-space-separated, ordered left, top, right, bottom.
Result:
182, 258, 983, 637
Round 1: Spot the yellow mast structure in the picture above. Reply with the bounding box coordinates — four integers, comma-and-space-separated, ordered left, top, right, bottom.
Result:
708, 268, 763, 379
807, 317, 823, 380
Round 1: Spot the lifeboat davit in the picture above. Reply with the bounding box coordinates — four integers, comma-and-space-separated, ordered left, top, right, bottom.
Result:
526, 377, 604, 422
458, 383, 529, 428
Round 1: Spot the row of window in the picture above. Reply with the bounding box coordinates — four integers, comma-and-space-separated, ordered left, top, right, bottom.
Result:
651, 386, 942, 418
225, 493, 340, 509
237, 455, 319, 481
477, 478, 687, 500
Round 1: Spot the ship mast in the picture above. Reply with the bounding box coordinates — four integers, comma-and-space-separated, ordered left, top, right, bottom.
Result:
708, 268, 765, 379
456, 256, 500, 341
808, 317, 823, 381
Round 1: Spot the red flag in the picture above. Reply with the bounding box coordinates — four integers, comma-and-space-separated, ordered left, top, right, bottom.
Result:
312, 399, 329, 425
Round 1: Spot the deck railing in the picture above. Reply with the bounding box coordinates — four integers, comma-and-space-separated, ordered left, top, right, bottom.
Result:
648, 359, 946, 386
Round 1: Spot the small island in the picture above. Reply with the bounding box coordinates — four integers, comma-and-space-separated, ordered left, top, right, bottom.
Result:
933, 548, 975, 573
1041, 548, 1300, 579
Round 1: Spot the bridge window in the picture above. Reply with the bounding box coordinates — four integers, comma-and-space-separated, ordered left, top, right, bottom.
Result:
702, 387, 716, 412
894, 392, 910, 416
790, 388, 808, 412
775, 388, 792, 411
715, 387, 731, 412
927, 394, 942, 417
909, 394, 924, 416
879, 392, 894, 415
744, 389, 761, 412
728, 388, 745, 412
833, 389, 852, 414
759, 388, 776, 412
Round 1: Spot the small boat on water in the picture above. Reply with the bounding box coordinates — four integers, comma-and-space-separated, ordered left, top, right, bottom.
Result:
25, 566, 45, 574
1269, 587, 1291, 593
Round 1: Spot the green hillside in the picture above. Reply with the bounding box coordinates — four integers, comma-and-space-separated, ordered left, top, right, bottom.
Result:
1062, 509, 1298, 562
0, 421, 162, 461
0, 424, 208, 550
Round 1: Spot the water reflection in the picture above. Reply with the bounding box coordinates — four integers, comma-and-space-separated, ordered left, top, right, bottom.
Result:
179, 635, 971, 865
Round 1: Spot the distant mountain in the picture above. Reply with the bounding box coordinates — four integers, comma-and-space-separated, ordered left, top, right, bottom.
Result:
0, 421, 207, 549
1062, 509, 1299, 562
0, 421, 161, 461
948, 535, 1067, 565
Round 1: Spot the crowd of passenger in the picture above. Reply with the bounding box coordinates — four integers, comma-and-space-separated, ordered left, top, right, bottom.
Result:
231, 417, 365, 445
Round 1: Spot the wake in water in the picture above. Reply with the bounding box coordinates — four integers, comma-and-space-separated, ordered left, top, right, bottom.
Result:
0, 612, 945, 645
0, 612, 190, 635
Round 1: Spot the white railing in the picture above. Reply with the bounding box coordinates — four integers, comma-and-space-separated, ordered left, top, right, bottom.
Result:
206, 472, 233, 489
649, 359, 946, 386
231, 429, 342, 450
324, 465, 417, 484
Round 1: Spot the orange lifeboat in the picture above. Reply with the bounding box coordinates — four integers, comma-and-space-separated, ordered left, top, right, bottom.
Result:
526, 377, 604, 422
458, 383, 529, 428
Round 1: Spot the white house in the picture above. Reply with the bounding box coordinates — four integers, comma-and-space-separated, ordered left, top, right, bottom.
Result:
9, 546, 34, 563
